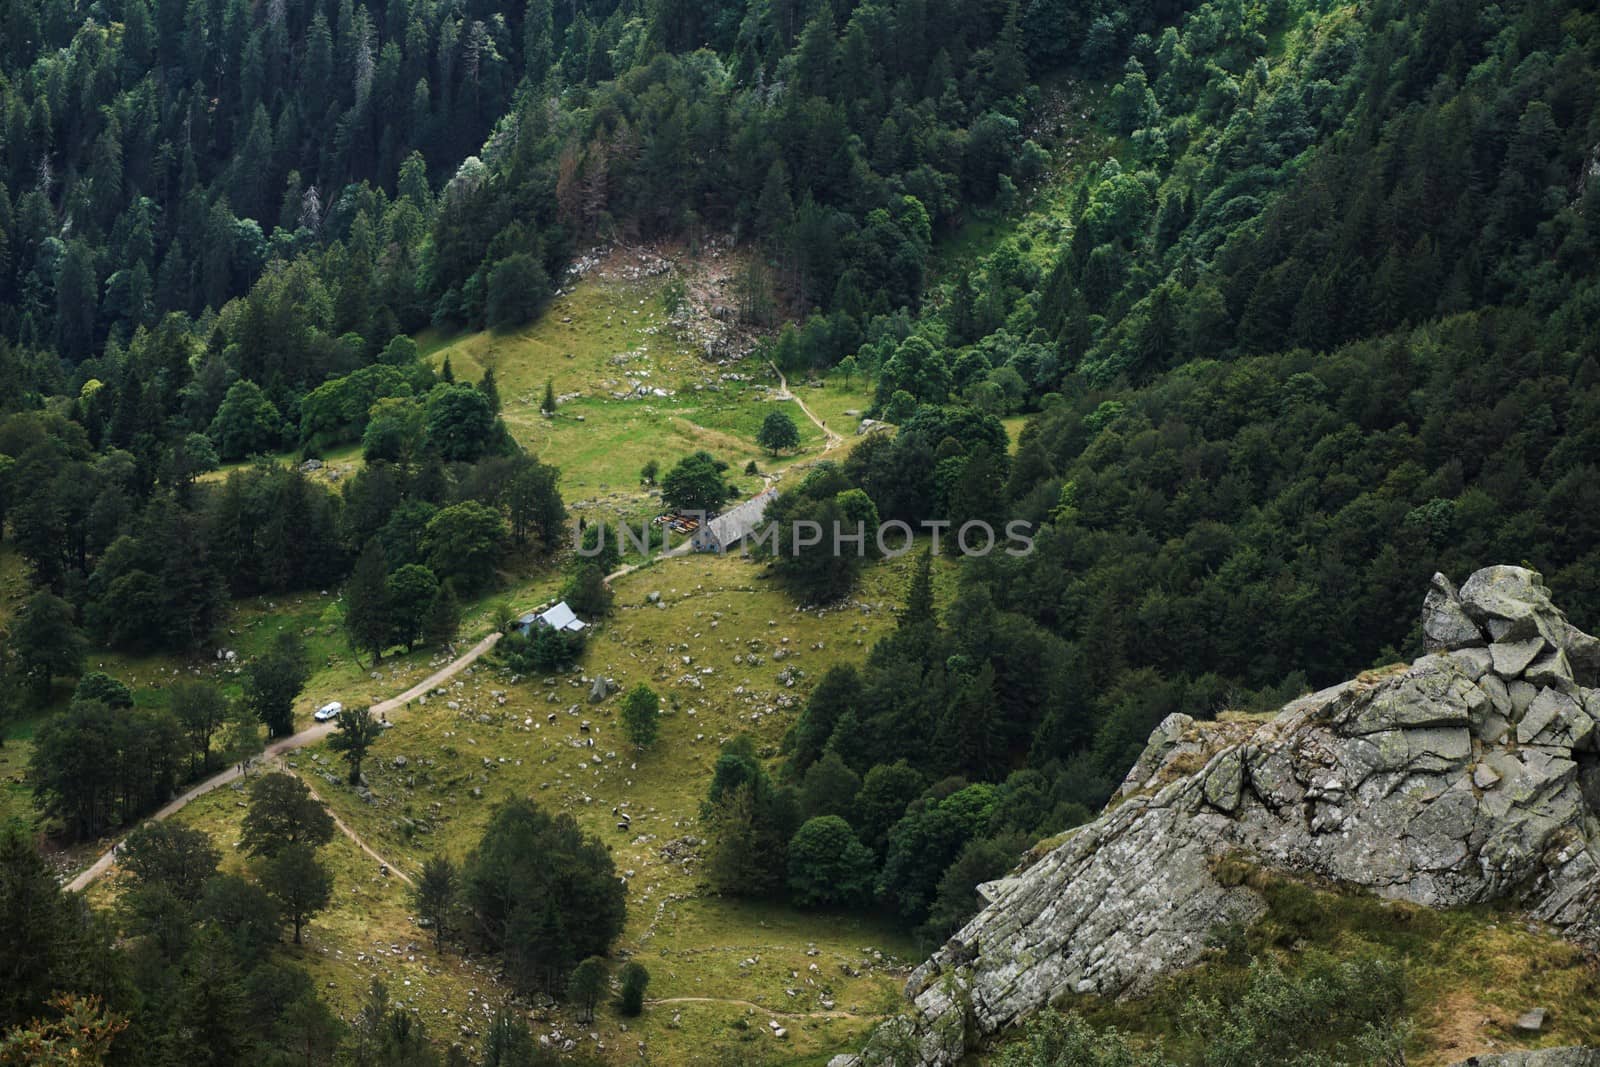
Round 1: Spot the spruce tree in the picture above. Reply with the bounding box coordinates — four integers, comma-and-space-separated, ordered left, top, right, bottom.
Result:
343, 539, 392, 665
479, 366, 501, 412
901, 547, 936, 626
413, 855, 460, 951
424, 580, 462, 648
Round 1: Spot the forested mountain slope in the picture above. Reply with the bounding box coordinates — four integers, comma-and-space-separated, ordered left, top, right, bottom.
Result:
2, 0, 1600, 1062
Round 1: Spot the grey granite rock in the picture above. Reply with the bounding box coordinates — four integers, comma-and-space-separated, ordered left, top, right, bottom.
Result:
844, 567, 1600, 1066
1117, 713, 1195, 797
1492, 636, 1547, 677
1515, 1007, 1547, 1032
1424, 572, 1486, 651
1459, 566, 1555, 633
1527, 648, 1578, 692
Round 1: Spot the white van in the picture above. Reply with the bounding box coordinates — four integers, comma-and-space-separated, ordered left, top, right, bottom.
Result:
313, 701, 343, 722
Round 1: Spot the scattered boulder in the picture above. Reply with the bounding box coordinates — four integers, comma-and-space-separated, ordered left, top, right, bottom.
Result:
1514, 1007, 1548, 1033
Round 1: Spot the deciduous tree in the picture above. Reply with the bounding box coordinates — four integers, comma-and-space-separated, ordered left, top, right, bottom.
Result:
240, 773, 334, 856
620, 684, 660, 750
13, 593, 84, 700
243, 632, 308, 738
328, 706, 383, 785
258, 844, 332, 944
757, 409, 801, 456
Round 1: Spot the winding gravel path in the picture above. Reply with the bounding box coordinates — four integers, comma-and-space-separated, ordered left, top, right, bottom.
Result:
65, 631, 502, 892
770, 361, 845, 450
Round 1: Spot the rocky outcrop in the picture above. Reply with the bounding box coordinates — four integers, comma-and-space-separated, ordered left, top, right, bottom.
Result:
834, 567, 1600, 1066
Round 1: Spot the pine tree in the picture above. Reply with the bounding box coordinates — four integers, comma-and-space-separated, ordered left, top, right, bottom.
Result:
901, 547, 936, 627
424, 580, 461, 648
541, 378, 556, 414
343, 539, 392, 665
479, 366, 501, 412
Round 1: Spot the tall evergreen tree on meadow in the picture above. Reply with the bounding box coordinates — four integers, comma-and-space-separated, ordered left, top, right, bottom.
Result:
424, 579, 462, 648
412, 855, 460, 951
343, 539, 392, 665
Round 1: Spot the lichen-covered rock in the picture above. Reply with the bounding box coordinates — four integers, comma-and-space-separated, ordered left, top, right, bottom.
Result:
1423, 572, 1487, 651
1459, 566, 1557, 636
1492, 636, 1548, 677
1116, 713, 1195, 797
841, 567, 1600, 1066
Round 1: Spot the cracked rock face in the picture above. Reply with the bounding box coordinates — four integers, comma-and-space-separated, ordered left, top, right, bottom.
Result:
835, 567, 1600, 1067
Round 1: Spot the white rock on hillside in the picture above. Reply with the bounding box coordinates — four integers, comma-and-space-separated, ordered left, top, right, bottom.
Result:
834, 566, 1600, 1066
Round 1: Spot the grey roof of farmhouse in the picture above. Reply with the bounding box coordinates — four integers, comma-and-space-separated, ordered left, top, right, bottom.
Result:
699, 489, 778, 548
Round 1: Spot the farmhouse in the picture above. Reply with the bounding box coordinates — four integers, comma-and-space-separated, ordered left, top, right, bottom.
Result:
517, 600, 588, 635
690, 489, 779, 553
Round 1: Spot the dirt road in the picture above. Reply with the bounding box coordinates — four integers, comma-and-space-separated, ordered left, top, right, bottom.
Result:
65, 631, 502, 892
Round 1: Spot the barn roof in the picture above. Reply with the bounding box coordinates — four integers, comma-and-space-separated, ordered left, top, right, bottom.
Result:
539, 601, 587, 632
700, 489, 778, 548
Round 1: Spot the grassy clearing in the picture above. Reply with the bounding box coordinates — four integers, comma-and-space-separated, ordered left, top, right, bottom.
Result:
194, 442, 366, 488
0, 540, 25, 627
0, 544, 30, 829
1029, 865, 1600, 1066
1001, 415, 1029, 452
257, 549, 948, 1062
420, 277, 872, 516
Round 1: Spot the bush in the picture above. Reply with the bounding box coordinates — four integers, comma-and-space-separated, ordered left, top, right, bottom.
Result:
562, 561, 614, 618
497, 626, 585, 673
618, 962, 649, 1016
